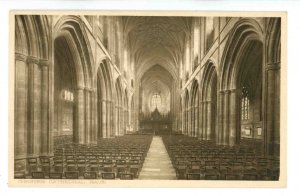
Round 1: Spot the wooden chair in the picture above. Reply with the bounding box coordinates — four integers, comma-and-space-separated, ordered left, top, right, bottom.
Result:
49, 172, 63, 179
40, 157, 51, 174
120, 173, 133, 180
27, 158, 38, 174
65, 171, 79, 179
205, 174, 219, 180
186, 173, 201, 180
176, 165, 187, 179
101, 172, 115, 179
129, 165, 139, 178
225, 174, 240, 180
14, 172, 25, 179
83, 172, 97, 179
32, 172, 45, 179
67, 164, 77, 172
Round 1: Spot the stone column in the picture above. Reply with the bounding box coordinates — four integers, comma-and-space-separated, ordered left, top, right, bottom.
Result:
265, 64, 280, 156
118, 106, 123, 135
26, 56, 42, 156
40, 60, 50, 155
195, 106, 198, 137
187, 109, 190, 135
203, 101, 207, 140
90, 90, 97, 144
101, 100, 107, 138
181, 110, 184, 134
198, 101, 203, 140
206, 100, 212, 140
119, 106, 122, 135
106, 100, 112, 138
217, 91, 224, 145
187, 108, 190, 136
84, 88, 91, 143
15, 53, 28, 159
114, 105, 119, 136
229, 89, 238, 146
75, 87, 85, 144
110, 101, 114, 137
123, 109, 126, 135
223, 90, 230, 145
191, 106, 194, 136
186, 110, 188, 135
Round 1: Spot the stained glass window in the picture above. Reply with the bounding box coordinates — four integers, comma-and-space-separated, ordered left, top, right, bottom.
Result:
151, 93, 162, 111
241, 86, 250, 120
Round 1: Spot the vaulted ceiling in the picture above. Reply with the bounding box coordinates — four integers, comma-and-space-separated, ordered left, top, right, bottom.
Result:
141, 65, 173, 114
122, 16, 192, 80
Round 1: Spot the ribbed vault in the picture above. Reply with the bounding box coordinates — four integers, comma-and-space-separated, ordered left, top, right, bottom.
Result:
123, 16, 192, 81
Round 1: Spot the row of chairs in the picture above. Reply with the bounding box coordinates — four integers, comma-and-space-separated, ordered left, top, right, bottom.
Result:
16, 135, 153, 180
162, 135, 279, 180
21, 171, 134, 180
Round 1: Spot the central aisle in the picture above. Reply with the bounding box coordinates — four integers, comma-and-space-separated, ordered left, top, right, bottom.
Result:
139, 136, 177, 180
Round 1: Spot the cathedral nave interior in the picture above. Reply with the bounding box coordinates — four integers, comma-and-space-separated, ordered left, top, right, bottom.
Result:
13, 15, 281, 180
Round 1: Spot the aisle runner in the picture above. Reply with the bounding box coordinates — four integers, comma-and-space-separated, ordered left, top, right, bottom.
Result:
139, 136, 176, 180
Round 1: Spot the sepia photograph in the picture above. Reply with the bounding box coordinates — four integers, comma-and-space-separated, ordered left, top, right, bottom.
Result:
9, 11, 286, 187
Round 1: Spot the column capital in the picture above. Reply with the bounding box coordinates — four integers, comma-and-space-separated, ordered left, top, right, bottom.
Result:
15, 52, 27, 62
219, 90, 225, 94
26, 56, 39, 65
231, 89, 242, 95
224, 90, 231, 94
75, 86, 85, 91
266, 62, 280, 71
84, 87, 93, 92
39, 59, 50, 67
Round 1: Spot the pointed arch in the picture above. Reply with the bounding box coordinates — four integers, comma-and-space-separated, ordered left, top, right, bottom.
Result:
219, 18, 264, 146
200, 61, 218, 141
96, 59, 114, 138
54, 16, 94, 89
220, 18, 263, 90
266, 18, 281, 64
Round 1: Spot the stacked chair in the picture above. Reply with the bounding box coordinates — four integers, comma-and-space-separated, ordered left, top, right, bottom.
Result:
163, 135, 279, 180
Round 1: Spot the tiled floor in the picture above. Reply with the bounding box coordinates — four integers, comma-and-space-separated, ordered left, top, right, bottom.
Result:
139, 136, 177, 180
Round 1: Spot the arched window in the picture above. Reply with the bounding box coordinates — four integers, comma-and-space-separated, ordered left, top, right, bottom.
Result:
151, 93, 162, 111
62, 90, 74, 102
241, 86, 250, 121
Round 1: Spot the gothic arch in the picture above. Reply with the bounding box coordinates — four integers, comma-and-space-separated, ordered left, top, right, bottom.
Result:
54, 16, 94, 89
219, 19, 263, 146
266, 18, 281, 64
96, 60, 114, 138
199, 61, 218, 141
220, 18, 263, 90
15, 15, 50, 59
